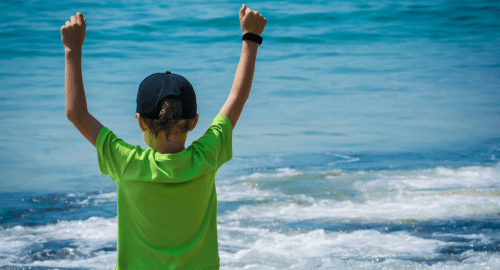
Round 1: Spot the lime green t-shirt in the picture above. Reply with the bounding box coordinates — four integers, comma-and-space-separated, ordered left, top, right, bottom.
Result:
96, 114, 232, 269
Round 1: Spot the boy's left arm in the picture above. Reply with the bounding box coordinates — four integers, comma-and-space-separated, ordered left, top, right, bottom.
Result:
62, 12, 103, 147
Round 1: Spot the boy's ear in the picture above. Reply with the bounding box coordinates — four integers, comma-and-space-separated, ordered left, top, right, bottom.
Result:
188, 114, 199, 132
136, 113, 147, 132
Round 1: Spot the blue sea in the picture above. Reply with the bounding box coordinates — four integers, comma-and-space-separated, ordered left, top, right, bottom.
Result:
1, 0, 500, 269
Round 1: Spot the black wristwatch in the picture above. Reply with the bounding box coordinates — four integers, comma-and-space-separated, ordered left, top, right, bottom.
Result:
242, 33, 263, 45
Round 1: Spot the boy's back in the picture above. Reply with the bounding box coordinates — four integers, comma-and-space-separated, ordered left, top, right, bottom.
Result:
97, 114, 232, 268
61, 4, 266, 269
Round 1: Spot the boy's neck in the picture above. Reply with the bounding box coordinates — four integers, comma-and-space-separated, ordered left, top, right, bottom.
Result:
155, 132, 187, 154
160, 141, 185, 154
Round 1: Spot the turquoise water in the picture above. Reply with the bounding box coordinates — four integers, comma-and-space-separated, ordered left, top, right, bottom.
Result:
1, 0, 500, 269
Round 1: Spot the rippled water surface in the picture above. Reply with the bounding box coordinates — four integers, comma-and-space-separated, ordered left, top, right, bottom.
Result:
1, 0, 499, 269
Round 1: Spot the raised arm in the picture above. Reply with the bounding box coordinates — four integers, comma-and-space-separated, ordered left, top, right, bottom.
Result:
62, 12, 103, 147
219, 4, 267, 129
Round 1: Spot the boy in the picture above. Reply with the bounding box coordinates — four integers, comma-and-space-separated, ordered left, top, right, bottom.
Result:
61, 4, 266, 269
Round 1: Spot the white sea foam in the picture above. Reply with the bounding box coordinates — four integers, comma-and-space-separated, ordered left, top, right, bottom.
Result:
219, 226, 446, 269
219, 225, 500, 270
220, 164, 500, 222
93, 192, 118, 204
360, 165, 500, 192
2, 165, 498, 269
236, 168, 301, 181
217, 182, 315, 203
427, 250, 500, 270
26, 251, 117, 270
217, 183, 277, 202
73, 192, 117, 206
326, 153, 360, 166
67, 192, 84, 197
0, 217, 117, 269
223, 193, 500, 222
431, 233, 490, 244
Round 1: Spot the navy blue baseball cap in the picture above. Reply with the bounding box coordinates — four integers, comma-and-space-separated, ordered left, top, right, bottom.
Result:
136, 71, 197, 120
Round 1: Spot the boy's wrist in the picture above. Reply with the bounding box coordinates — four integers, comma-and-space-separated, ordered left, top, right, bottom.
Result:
242, 39, 259, 49
242, 33, 262, 45
64, 48, 82, 56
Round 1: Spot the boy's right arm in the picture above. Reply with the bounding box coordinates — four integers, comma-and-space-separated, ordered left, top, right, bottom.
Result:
219, 4, 267, 129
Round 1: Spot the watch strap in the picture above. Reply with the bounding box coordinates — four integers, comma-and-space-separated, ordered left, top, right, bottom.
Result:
242, 33, 263, 45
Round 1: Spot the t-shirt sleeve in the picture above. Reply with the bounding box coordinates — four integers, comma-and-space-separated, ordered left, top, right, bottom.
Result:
192, 114, 233, 168
96, 127, 144, 181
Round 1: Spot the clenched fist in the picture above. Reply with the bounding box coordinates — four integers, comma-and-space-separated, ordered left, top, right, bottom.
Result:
61, 12, 86, 51
239, 4, 267, 36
